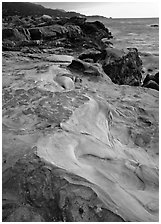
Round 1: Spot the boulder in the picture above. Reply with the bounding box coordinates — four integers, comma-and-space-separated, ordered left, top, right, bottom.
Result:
65, 25, 82, 39
142, 72, 159, 91
101, 38, 113, 47
54, 75, 75, 90
143, 72, 159, 86
78, 49, 102, 62
40, 26, 57, 40
154, 72, 159, 85
2, 28, 26, 41
68, 59, 111, 83
41, 14, 52, 21
2, 40, 16, 51
28, 28, 42, 40
50, 24, 68, 35
150, 24, 159, 28
80, 21, 113, 40
102, 47, 142, 86
18, 28, 31, 40
68, 59, 99, 74
144, 80, 159, 91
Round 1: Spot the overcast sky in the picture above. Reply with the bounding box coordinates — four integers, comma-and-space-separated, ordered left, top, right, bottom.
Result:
34, 1, 159, 18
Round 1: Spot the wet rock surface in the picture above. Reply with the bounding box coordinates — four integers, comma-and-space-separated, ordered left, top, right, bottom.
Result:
2, 11, 159, 222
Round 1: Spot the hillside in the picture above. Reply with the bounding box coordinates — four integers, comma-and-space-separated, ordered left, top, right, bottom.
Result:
2, 2, 85, 18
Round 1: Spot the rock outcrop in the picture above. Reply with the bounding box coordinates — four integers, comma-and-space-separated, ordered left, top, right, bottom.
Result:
101, 48, 143, 86
142, 72, 159, 91
36, 97, 158, 222
2, 9, 159, 222
2, 15, 113, 52
71, 47, 143, 86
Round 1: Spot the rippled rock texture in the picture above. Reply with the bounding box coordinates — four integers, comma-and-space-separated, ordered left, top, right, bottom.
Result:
37, 97, 158, 222
2, 49, 158, 221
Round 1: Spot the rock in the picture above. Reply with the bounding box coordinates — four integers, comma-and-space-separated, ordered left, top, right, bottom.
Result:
142, 73, 151, 86
154, 72, 159, 85
78, 49, 102, 63
29, 24, 79, 41
65, 25, 82, 39
18, 27, 31, 40
28, 28, 42, 40
68, 59, 112, 83
67, 16, 86, 26
142, 72, 159, 87
101, 38, 113, 47
68, 59, 101, 76
41, 14, 52, 21
49, 24, 68, 36
150, 24, 159, 28
144, 80, 159, 91
2, 40, 16, 51
100, 47, 125, 62
36, 98, 158, 222
5, 205, 44, 222
54, 75, 75, 90
3, 153, 124, 222
80, 21, 113, 40
40, 26, 57, 40
83, 58, 94, 63
2, 28, 26, 41
102, 47, 142, 86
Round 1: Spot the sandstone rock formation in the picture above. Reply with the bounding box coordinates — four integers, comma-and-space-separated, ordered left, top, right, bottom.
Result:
36, 97, 158, 222
2, 8, 159, 222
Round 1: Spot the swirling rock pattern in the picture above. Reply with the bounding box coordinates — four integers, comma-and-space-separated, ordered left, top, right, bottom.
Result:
37, 97, 158, 222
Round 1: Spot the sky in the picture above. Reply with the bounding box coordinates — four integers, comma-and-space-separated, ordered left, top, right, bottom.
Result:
34, 1, 159, 18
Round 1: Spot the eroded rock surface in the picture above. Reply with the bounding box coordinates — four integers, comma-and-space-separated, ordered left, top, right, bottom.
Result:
2, 13, 159, 222
37, 97, 158, 222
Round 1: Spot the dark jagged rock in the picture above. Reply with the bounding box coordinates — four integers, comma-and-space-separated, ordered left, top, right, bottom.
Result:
68, 59, 112, 83
154, 72, 159, 85
2, 28, 27, 41
80, 21, 112, 40
68, 59, 101, 76
142, 72, 159, 91
143, 72, 159, 85
142, 73, 151, 86
78, 49, 102, 62
2, 13, 113, 52
65, 25, 82, 39
143, 80, 159, 91
150, 24, 159, 28
28, 28, 42, 40
101, 47, 142, 86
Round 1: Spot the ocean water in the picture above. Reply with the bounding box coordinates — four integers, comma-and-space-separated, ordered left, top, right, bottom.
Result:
103, 18, 159, 55
88, 17, 159, 74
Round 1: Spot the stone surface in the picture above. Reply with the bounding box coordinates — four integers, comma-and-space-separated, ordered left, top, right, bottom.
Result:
101, 47, 143, 86
142, 72, 159, 91
2, 12, 159, 222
